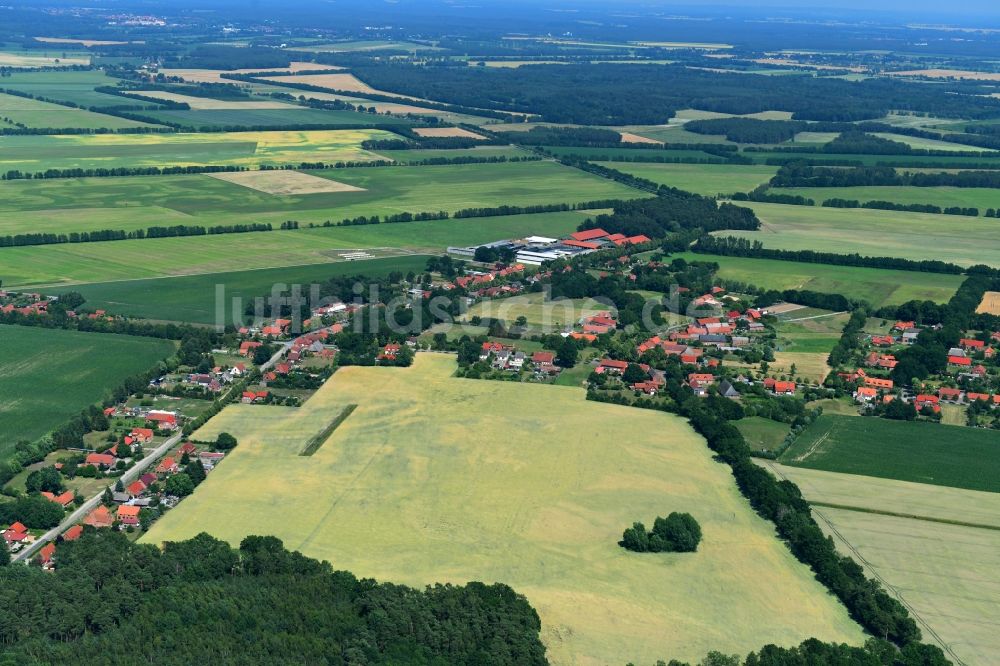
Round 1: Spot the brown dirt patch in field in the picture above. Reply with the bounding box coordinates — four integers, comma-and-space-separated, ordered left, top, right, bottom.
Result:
977, 291, 1000, 315
207, 170, 365, 195
412, 127, 485, 139
619, 132, 662, 145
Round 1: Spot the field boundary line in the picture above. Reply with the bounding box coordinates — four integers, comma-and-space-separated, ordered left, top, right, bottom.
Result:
808, 501, 1000, 532
765, 462, 968, 666
299, 404, 358, 456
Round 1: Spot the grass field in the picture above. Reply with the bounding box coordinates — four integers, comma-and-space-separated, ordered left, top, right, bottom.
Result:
462, 291, 612, 331
595, 162, 779, 195
3, 210, 591, 288
735, 417, 790, 452
772, 185, 1000, 214
59, 255, 431, 325
0, 325, 175, 455
872, 132, 997, 152
142, 354, 862, 664
675, 252, 963, 307
542, 146, 725, 161
0, 51, 89, 67
0, 92, 156, 130
0, 129, 394, 172
773, 311, 850, 353
724, 202, 1000, 267
135, 106, 415, 130
0, 70, 150, 108
780, 414, 1000, 492
762, 461, 1000, 665
0, 161, 638, 237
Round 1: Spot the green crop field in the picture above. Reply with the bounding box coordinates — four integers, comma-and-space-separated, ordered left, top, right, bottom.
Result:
0, 325, 175, 455
772, 185, 1000, 214
0, 160, 639, 236
0, 91, 158, 130
595, 162, 779, 195
871, 132, 998, 152
375, 146, 527, 162
0, 69, 152, 108
0, 129, 395, 172
674, 252, 963, 307
143, 354, 862, 664
723, 202, 1000, 267
763, 461, 1000, 666
780, 414, 1000, 492
137, 107, 415, 130
59, 255, 431, 324
1, 210, 592, 288
773, 310, 851, 353
735, 417, 790, 452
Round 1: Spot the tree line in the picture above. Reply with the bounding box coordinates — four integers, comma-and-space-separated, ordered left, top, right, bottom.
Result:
0, 530, 549, 664
0, 222, 274, 248
820, 198, 980, 217
692, 235, 966, 275
771, 162, 1000, 189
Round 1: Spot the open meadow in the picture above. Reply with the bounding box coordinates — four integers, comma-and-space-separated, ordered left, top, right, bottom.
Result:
61, 255, 431, 325
0, 161, 639, 236
136, 106, 415, 130
675, 252, 963, 307
0, 325, 175, 455
723, 202, 1000, 267
3, 210, 593, 288
780, 414, 1000, 492
143, 354, 863, 665
0, 91, 157, 130
0, 69, 151, 108
761, 462, 1000, 666
595, 162, 779, 196
462, 291, 613, 331
0, 129, 395, 172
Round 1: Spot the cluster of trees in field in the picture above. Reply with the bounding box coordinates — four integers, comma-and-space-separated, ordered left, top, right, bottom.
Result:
730, 189, 815, 206
771, 162, 1000, 189
453, 199, 624, 219
619, 513, 702, 553
820, 198, 980, 216
349, 63, 1000, 124
576, 192, 759, 241
0, 530, 548, 664
692, 236, 966, 275
828, 309, 871, 368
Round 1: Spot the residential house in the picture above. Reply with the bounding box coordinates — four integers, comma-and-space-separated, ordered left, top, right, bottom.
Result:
913, 394, 941, 413
83, 505, 113, 528
938, 387, 963, 402
38, 542, 56, 569
130, 428, 154, 444
863, 377, 894, 391
718, 380, 740, 399
854, 386, 877, 403
116, 505, 141, 527
378, 343, 401, 361
595, 359, 629, 375
62, 525, 83, 542
41, 491, 74, 508
199, 451, 225, 470
146, 410, 178, 430
156, 457, 179, 476
763, 378, 796, 395
85, 453, 116, 468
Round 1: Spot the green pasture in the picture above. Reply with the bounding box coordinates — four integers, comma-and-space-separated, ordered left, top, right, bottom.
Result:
0, 161, 638, 236
674, 252, 963, 308
724, 202, 1000, 267
58, 255, 430, 325
1, 210, 593, 288
0, 91, 157, 130
0, 69, 149, 108
735, 417, 790, 452
143, 354, 862, 665
597, 162, 779, 195
780, 414, 1000, 492
0, 325, 175, 456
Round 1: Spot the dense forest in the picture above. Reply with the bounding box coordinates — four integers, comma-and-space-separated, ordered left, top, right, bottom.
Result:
0, 530, 547, 665
350, 64, 1000, 124
577, 194, 760, 240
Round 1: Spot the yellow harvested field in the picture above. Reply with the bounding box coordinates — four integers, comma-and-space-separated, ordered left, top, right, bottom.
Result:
412, 126, 485, 139
0, 52, 89, 67
888, 68, 1000, 81
34, 36, 130, 47
761, 462, 1000, 666
145, 355, 863, 665
206, 170, 366, 195
752, 58, 866, 73
977, 291, 1000, 315
131, 90, 300, 109
260, 72, 381, 94
633, 41, 733, 49
159, 62, 341, 84
619, 131, 662, 144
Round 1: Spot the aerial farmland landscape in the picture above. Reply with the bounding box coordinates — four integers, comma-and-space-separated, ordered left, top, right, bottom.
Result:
0, 1, 998, 665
